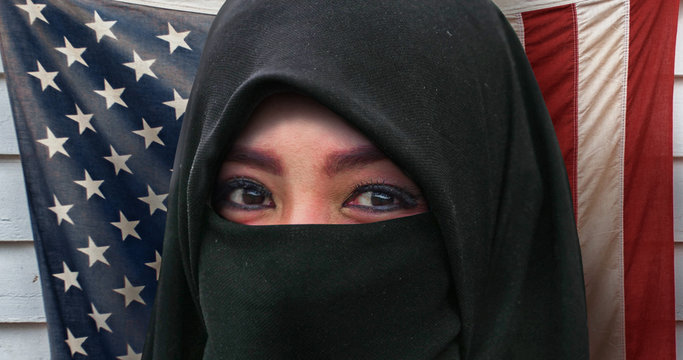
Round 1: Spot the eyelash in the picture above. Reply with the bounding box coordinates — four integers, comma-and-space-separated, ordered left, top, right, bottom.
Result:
212, 177, 419, 213
213, 177, 274, 210
343, 180, 418, 212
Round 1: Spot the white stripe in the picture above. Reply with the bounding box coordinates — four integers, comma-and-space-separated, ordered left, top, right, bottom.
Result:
493, 0, 584, 14
112, 0, 224, 15
574, 0, 629, 359
505, 13, 525, 49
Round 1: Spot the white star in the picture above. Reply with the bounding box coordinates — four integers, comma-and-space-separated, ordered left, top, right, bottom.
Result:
111, 211, 140, 241
94, 79, 127, 109
86, 11, 116, 43
53, 262, 81, 292
138, 185, 168, 215
123, 50, 157, 81
64, 328, 87, 357
48, 194, 74, 226
133, 119, 164, 149
77, 236, 109, 267
113, 276, 145, 307
66, 104, 95, 134
55, 36, 88, 67
28, 61, 60, 92
16, 0, 48, 25
117, 344, 142, 360
157, 22, 191, 54
74, 170, 105, 200
145, 251, 162, 281
37, 127, 69, 158
104, 145, 132, 175
88, 303, 112, 333
163, 89, 188, 120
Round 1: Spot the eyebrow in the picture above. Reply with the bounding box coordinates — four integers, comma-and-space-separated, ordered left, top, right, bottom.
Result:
324, 145, 387, 176
223, 145, 387, 177
224, 146, 283, 175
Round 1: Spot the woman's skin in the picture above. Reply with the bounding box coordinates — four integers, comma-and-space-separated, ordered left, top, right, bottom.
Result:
213, 93, 428, 225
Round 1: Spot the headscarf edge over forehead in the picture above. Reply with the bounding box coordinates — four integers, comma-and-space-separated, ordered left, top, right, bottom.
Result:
145, 1, 588, 359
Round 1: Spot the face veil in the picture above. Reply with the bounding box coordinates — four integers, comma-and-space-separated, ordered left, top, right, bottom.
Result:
142, 1, 589, 359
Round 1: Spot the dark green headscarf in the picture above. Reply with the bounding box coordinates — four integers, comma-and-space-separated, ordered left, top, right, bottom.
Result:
143, 1, 589, 359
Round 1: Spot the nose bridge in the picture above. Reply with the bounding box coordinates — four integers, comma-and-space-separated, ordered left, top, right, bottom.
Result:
281, 200, 331, 224
278, 159, 333, 224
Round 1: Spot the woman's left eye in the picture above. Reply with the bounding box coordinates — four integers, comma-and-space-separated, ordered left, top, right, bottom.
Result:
213, 177, 275, 211
344, 184, 418, 212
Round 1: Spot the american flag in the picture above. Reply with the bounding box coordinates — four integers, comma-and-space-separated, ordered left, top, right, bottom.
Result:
494, 0, 678, 358
0, 0, 216, 358
1, 0, 678, 359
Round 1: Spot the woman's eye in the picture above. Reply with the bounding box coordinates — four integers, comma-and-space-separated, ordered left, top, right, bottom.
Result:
214, 178, 274, 210
344, 184, 417, 212
229, 187, 268, 205
354, 191, 397, 207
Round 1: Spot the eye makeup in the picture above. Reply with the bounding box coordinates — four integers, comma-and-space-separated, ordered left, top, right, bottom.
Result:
343, 182, 419, 212
212, 177, 274, 210
213, 175, 422, 217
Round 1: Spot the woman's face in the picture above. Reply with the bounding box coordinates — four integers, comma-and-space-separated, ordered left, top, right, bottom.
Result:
213, 93, 428, 225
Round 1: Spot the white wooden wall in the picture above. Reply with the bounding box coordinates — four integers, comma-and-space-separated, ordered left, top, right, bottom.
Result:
0, 56, 49, 358
674, 1, 683, 356
1, 4, 683, 358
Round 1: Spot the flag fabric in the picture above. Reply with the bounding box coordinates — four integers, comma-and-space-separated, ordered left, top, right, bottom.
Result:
0, 0, 678, 359
493, 0, 678, 358
0, 0, 218, 358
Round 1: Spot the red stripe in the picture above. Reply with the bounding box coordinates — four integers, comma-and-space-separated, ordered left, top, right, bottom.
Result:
522, 4, 578, 213
624, 0, 677, 358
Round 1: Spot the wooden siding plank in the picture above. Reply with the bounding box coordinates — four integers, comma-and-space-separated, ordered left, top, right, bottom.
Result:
0, 158, 32, 242
0, 242, 44, 323
0, 77, 19, 155
675, 78, 683, 156
676, 243, 683, 320
675, 0, 683, 75
0, 323, 48, 360
676, 158, 683, 243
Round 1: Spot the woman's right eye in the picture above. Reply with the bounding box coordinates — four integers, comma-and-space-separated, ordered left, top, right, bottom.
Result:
214, 178, 275, 210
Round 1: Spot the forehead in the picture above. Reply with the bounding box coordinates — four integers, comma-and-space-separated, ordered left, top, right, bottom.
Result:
233, 93, 372, 150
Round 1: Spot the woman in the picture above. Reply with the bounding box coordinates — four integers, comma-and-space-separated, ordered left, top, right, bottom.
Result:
143, 1, 589, 359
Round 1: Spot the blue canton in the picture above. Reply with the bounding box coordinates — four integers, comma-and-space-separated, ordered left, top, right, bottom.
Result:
0, 0, 214, 358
